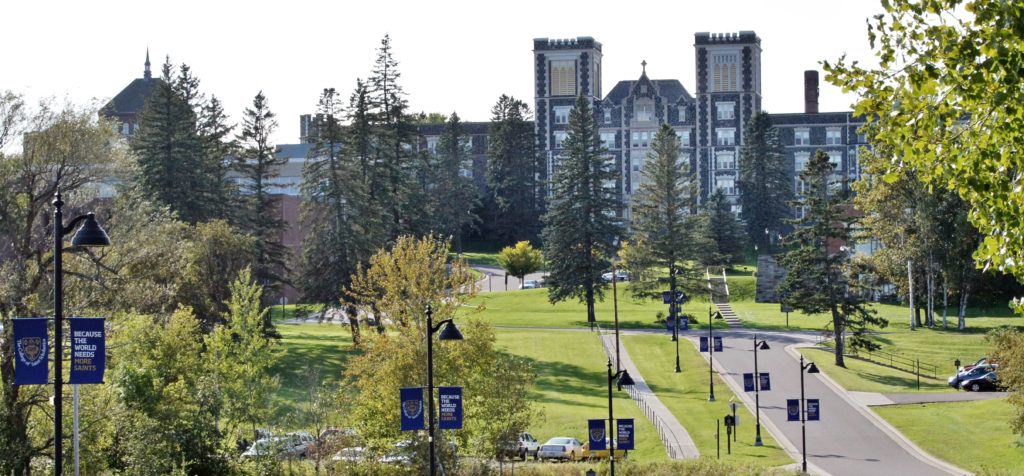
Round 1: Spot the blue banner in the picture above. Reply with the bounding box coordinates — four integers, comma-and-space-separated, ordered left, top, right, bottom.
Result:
759, 373, 771, 391
666, 316, 675, 332
743, 373, 754, 392
588, 419, 606, 450
787, 399, 800, 422
69, 318, 105, 384
13, 318, 48, 385
807, 399, 820, 421
438, 386, 463, 430
616, 418, 634, 450
713, 336, 723, 352
679, 318, 688, 330
400, 387, 425, 431
699, 336, 708, 352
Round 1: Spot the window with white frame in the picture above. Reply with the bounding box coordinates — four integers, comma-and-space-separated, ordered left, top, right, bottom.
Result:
600, 132, 615, 149
857, 132, 867, 143
676, 128, 691, 147
631, 131, 651, 148
711, 53, 739, 92
715, 151, 735, 170
554, 131, 567, 148
716, 176, 736, 195
554, 107, 571, 125
826, 128, 842, 145
121, 122, 131, 135
426, 137, 439, 153
603, 109, 612, 124
716, 128, 735, 146
794, 128, 810, 145
634, 101, 654, 122
677, 106, 686, 122
794, 151, 810, 174
716, 102, 735, 121
828, 151, 843, 172
849, 148, 860, 179
550, 60, 577, 96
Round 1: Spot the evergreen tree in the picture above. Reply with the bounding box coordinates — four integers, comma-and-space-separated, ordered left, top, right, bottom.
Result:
628, 124, 702, 321
235, 91, 289, 299
431, 112, 479, 253
738, 111, 791, 252
486, 95, 542, 244
701, 188, 747, 267
777, 150, 887, 366
541, 95, 621, 327
197, 95, 239, 223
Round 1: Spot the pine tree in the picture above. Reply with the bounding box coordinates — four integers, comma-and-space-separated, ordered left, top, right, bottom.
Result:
197, 95, 238, 223
485, 94, 542, 244
629, 124, 702, 318
701, 188, 747, 267
542, 95, 621, 327
235, 91, 289, 298
777, 150, 887, 366
431, 112, 479, 252
738, 111, 791, 252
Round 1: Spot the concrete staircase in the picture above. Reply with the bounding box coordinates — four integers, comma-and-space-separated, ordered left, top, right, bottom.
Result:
707, 267, 743, 328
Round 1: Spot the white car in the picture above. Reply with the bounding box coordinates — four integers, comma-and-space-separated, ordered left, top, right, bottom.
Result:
601, 271, 629, 282
538, 437, 584, 461
520, 279, 540, 289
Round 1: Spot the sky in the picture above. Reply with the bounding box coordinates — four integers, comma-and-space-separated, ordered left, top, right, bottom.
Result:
3, 0, 884, 146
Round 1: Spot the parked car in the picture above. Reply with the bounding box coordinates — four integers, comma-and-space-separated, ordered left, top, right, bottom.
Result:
282, 432, 315, 458
601, 271, 630, 282
520, 279, 541, 289
537, 437, 584, 461
959, 357, 988, 372
500, 432, 541, 460
332, 446, 366, 463
582, 438, 628, 460
960, 371, 1003, 392
241, 437, 285, 459
948, 364, 998, 389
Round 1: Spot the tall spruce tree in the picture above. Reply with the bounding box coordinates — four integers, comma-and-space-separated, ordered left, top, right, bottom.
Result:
629, 124, 702, 313
131, 58, 219, 223
485, 95, 542, 244
235, 91, 289, 298
777, 150, 886, 366
431, 112, 479, 253
542, 95, 621, 327
701, 188, 747, 267
738, 111, 791, 251
197, 95, 239, 223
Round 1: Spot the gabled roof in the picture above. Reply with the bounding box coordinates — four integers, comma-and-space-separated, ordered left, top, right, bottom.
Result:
101, 77, 161, 117
603, 79, 693, 105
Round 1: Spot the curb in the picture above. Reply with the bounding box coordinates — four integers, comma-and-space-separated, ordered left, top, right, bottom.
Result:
787, 344, 973, 476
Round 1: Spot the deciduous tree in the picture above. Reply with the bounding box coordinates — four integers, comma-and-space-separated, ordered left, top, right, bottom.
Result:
496, 241, 544, 287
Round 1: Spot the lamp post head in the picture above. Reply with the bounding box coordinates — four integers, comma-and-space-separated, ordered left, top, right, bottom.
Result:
437, 320, 464, 341
70, 213, 110, 247
757, 340, 770, 351
806, 362, 820, 374
616, 369, 635, 390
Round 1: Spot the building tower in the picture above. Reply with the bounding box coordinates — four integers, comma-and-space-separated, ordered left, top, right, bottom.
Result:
532, 37, 603, 187
694, 31, 762, 206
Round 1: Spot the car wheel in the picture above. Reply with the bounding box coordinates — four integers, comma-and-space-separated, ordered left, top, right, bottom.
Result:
520, 449, 526, 461
570, 451, 576, 461
970, 383, 981, 392
533, 450, 539, 461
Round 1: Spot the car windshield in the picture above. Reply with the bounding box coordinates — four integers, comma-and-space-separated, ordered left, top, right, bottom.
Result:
549, 438, 572, 445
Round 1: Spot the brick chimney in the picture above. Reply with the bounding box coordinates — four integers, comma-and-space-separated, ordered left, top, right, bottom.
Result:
804, 70, 819, 114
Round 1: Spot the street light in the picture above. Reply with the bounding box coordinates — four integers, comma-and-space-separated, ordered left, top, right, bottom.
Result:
53, 191, 110, 476
606, 359, 634, 476
425, 304, 464, 476
669, 267, 682, 373
708, 307, 723, 401
752, 335, 770, 446
799, 355, 820, 474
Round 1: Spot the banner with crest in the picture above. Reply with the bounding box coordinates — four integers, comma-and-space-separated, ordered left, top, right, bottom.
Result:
14, 318, 49, 385
400, 387, 425, 431
588, 419, 606, 450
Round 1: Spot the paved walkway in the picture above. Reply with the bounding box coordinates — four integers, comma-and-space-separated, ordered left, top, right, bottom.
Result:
598, 333, 700, 460
471, 266, 546, 293
850, 390, 1009, 406
689, 330, 970, 476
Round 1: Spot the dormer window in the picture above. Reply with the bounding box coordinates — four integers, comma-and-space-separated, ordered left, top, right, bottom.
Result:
634, 100, 654, 122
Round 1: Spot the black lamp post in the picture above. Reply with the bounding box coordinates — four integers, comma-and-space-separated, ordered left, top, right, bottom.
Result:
53, 191, 110, 476
670, 267, 682, 373
607, 359, 634, 476
708, 307, 722, 402
425, 304, 464, 476
752, 335, 770, 446
799, 355, 820, 474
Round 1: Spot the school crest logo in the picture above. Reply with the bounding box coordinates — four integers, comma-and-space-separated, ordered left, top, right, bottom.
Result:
17, 336, 46, 366
589, 427, 605, 443
402, 398, 423, 420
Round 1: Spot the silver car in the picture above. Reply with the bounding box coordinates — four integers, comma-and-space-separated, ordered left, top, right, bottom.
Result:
538, 437, 583, 461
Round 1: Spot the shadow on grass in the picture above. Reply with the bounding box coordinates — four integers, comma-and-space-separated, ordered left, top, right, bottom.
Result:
858, 371, 946, 391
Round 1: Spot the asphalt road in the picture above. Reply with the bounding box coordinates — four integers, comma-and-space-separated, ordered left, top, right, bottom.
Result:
694, 330, 963, 476
473, 266, 547, 292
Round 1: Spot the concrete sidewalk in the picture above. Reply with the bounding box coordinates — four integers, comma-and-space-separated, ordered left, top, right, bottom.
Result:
598, 334, 700, 460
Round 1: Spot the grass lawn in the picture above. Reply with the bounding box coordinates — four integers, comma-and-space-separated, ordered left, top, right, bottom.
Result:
272, 322, 354, 424
798, 347, 949, 393
873, 399, 1024, 475
622, 334, 793, 467
493, 328, 667, 462
469, 287, 731, 331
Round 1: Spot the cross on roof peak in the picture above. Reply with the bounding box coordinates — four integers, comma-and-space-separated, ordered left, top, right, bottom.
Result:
641, 60, 647, 74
